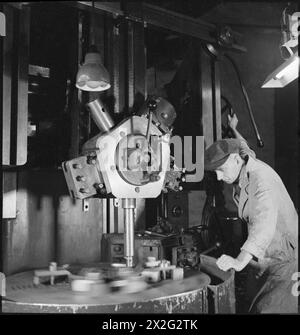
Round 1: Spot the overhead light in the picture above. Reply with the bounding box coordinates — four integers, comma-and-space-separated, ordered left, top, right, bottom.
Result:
75, 1, 110, 92
1, 11, 6, 36
262, 6, 299, 89
76, 45, 110, 92
261, 51, 298, 88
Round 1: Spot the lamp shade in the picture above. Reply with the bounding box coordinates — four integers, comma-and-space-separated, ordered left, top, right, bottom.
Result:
262, 51, 299, 88
76, 51, 110, 92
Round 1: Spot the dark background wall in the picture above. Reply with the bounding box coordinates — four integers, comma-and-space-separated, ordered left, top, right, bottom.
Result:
144, 2, 299, 227
202, 2, 298, 211
2, 170, 104, 275
274, 80, 298, 206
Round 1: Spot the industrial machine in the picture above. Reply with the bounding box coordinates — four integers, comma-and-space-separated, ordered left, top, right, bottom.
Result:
3, 95, 235, 314
62, 96, 182, 268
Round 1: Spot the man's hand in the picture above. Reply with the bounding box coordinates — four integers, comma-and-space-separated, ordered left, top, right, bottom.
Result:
227, 113, 238, 130
216, 254, 244, 272
217, 250, 253, 272
226, 113, 247, 142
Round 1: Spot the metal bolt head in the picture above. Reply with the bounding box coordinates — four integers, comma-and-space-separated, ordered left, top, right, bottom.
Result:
95, 183, 104, 190
135, 187, 140, 193
120, 131, 126, 137
143, 154, 150, 163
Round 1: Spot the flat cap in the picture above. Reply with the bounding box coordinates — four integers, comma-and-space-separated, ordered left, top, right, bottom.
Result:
204, 138, 244, 171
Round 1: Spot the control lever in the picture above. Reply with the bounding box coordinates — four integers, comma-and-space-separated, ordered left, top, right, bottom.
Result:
146, 98, 157, 143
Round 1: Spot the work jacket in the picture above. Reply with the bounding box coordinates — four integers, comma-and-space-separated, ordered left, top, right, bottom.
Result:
233, 155, 298, 266
232, 148, 298, 313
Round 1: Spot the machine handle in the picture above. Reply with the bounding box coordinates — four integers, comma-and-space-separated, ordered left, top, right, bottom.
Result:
201, 241, 221, 255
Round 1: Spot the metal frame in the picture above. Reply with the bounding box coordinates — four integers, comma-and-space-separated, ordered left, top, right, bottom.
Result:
2, 4, 30, 166
71, 1, 246, 53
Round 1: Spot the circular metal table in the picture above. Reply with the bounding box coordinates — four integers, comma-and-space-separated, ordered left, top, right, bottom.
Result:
3, 267, 211, 314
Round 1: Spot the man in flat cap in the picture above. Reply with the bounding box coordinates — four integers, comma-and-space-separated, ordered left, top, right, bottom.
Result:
205, 114, 298, 313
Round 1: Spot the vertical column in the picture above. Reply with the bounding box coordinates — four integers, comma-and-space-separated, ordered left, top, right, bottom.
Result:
212, 59, 222, 141
133, 20, 147, 109
2, 5, 13, 165
198, 43, 222, 146
198, 43, 214, 148
14, 6, 30, 166
69, 10, 81, 159
102, 199, 107, 234
2, 5, 30, 166
122, 198, 136, 267
105, 14, 125, 115
127, 21, 135, 112
125, 19, 147, 114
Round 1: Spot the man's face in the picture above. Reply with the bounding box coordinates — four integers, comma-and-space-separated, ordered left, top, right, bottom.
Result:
214, 153, 242, 184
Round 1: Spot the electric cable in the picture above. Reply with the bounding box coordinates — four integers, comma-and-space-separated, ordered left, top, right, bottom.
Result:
224, 53, 264, 148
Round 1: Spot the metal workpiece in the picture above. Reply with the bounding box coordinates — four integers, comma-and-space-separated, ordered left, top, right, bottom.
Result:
122, 198, 136, 267
86, 98, 115, 133
199, 255, 236, 314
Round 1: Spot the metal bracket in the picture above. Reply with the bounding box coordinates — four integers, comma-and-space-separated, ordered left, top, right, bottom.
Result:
70, 1, 246, 53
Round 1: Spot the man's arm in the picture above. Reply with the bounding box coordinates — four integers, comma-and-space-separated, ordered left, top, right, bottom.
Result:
240, 173, 277, 259
228, 114, 256, 158
217, 250, 253, 272
217, 173, 277, 272
227, 114, 247, 142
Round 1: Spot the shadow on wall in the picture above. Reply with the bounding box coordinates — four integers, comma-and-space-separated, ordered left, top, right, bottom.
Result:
2, 169, 104, 275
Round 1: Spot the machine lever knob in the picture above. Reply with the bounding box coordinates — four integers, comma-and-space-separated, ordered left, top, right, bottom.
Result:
201, 242, 221, 255
147, 99, 157, 111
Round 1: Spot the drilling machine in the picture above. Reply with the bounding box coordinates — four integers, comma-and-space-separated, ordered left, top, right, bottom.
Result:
62, 96, 182, 269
